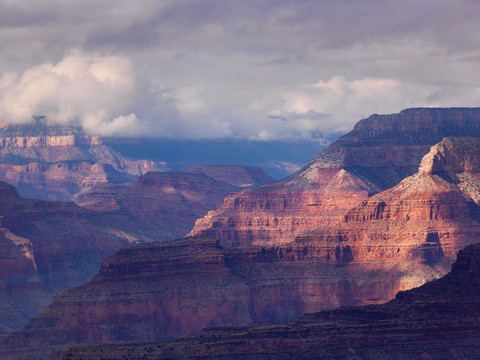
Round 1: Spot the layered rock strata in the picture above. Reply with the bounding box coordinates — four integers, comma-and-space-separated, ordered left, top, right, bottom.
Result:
0, 118, 166, 201
294, 137, 480, 289
0, 164, 260, 338
58, 243, 480, 360
0, 181, 148, 338
0, 165, 258, 338
191, 108, 480, 246
0, 237, 436, 359
80, 168, 271, 241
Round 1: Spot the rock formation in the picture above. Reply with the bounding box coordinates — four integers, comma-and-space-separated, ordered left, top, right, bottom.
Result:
4, 115, 480, 358
0, 236, 418, 359
0, 165, 260, 338
58, 243, 480, 360
0, 118, 166, 201
0, 181, 147, 339
191, 108, 480, 246
4, 109, 480, 358
292, 137, 480, 291
80, 167, 272, 241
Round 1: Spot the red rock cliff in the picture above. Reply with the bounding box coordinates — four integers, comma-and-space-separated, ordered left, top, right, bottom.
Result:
286, 137, 480, 301
0, 237, 415, 359
191, 108, 480, 246
59, 243, 480, 360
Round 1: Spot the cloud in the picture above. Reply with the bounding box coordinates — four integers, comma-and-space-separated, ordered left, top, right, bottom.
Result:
268, 74, 480, 134
0, 50, 140, 135
1, 0, 480, 139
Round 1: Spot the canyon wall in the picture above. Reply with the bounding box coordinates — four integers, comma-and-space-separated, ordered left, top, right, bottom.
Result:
191, 108, 480, 246
80, 166, 272, 241
0, 237, 426, 359
0, 118, 166, 201
0, 166, 266, 338
59, 243, 480, 360
0, 181, 137, 339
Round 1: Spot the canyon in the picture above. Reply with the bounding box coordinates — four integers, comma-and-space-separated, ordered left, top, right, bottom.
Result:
2, 108, 480, 358
4, 133, 480, 359
0, 181, 137, 339
58, 242, 480, 359
79, 166, 273, 242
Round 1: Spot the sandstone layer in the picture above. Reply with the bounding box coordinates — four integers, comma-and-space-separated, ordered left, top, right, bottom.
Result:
59, 243, 480, 360
191, 108, 480, 246
0, 118, 166, 201
294, 136, 480, 289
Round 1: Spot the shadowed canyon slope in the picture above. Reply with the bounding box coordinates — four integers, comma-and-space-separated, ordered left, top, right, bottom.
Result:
80, 166, 273, 241
5, 136, 480, 359
0, 237, 416, 359
0, 118, 166, 201
191, 108, 480, 246
0, 181, 138, 339
0, 167, 265, 339
59, 243, 480, 360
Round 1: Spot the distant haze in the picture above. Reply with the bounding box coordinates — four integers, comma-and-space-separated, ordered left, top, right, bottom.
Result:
1, 0, 480, 139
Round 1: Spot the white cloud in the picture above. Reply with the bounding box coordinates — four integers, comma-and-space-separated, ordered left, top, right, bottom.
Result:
0, 50, 138, 135
268, 74, 480, 133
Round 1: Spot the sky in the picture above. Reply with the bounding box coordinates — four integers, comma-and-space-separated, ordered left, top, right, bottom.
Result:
1, 0, 480, 139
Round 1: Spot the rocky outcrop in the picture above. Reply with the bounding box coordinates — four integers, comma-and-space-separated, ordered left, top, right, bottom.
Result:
79, 169, 260, 241
294, 137, 480, 290
0, 118, 166, 201
191, 167, 379, 247
59, 243, 480, 360
191, 108, 480, 246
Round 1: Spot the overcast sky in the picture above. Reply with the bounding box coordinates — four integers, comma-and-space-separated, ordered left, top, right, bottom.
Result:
1, 0, 480, 139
